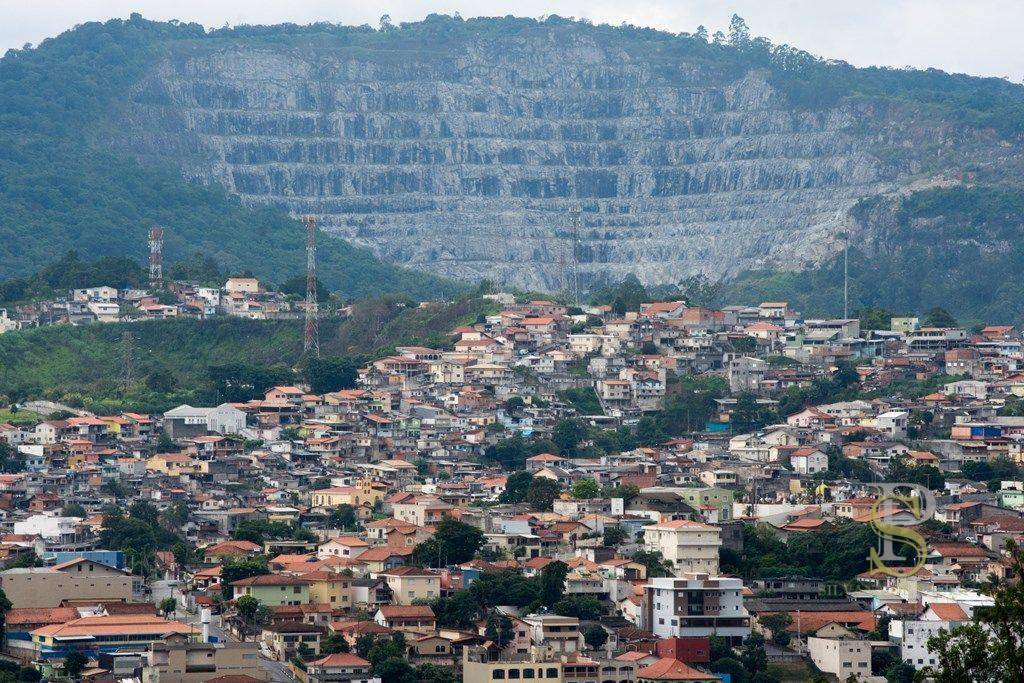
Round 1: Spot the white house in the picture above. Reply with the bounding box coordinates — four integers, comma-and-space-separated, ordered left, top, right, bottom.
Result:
790, 447, 828, 475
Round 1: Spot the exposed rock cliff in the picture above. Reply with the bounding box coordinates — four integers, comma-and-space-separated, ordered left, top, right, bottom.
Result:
124, 21, 1023, 292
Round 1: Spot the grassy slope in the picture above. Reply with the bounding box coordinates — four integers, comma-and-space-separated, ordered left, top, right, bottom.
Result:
0, 296, 496, 413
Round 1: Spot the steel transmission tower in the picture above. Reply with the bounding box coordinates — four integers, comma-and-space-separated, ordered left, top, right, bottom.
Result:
303, 215, 320, 357
148, 226, 164, 288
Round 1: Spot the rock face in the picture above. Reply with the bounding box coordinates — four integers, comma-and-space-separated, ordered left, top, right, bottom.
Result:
124, 27, 995, 292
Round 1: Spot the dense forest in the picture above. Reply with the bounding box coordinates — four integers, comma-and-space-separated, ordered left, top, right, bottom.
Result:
0, 295, 496, 413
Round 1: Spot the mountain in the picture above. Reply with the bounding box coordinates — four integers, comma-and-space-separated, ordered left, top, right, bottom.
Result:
4, 15, 1024, 316
0, 18, 460, 299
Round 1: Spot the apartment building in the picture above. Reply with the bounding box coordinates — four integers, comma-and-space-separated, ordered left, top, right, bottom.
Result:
642, 520, 721, 575
644, 575, 750, 645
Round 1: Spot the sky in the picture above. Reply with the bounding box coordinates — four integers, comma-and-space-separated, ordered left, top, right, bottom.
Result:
3, 0, 1022, 82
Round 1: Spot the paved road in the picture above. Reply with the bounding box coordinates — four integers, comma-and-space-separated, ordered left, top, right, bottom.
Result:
149, 579, 297, 681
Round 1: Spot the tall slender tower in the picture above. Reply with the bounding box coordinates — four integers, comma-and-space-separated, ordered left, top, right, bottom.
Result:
148, 226, 164, 288
304, 215, 320, 357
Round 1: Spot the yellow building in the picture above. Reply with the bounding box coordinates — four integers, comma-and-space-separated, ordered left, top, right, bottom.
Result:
377, 566, 440, 605
310, 482, 385, 518
299, 571, 353, 609
145, 453, 199, 476
142, 641, 265, 683
463, 648, 563, 683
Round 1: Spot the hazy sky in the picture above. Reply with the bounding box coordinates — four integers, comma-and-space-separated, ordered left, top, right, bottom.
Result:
4, 0, 1022, 81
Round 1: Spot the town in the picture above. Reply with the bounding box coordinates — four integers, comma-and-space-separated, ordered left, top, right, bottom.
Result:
0, 277, 1022, 683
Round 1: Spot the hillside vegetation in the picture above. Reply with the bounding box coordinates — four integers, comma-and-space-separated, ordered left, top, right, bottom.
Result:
0, 295, 496, 414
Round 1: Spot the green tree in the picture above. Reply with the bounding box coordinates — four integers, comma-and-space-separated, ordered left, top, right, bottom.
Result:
413, 518, 484, 567
583, 624, 608, 650
499, 471, 533, 504
759, 613, 792, 647
220, 557, 269, 598
485, 434, 531, 470
857, 306, 894, 331
415, 663, 457, 683
602, 526, 628, 547
63, 651, 89, 679
527, 477, 562, 512
740, 633, 768, 678
554, 595, 602, 620
570, 479, 600, 499
158, 597, 177, 618
923, 306, 958, 328
61, 503, 87, 518
303, 355, 359, 393
552, 419, 589, 456
540, 561, 568, 607
731, 392, 775, 434
0, 587, 11, 630
632, 550, 673, 578
484, 612, 515, 648
329, 504, 359, 531
372, 657, 416, 683
321, 633, 351, 654
355, 633, 377, 658
926, 540, 1024, 682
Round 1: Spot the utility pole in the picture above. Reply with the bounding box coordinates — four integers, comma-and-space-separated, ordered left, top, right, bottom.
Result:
149, 226, 164, 289
303, 215, 320, 358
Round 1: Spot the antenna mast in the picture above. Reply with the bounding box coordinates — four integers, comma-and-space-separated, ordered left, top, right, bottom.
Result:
148, 226, 164, 289
304, 215, 320, 357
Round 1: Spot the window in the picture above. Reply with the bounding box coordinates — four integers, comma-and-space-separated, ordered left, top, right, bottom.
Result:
508, 670, 520, 679
492, 671, 505, 680
546, 669, 558, 678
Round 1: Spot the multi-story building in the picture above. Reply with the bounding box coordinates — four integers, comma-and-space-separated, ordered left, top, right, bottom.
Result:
521, 614, 582, 656
644, 575, 751, 645
642, 520, 721, 575
142, 641, 264, 683
807, 624, 872, 681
